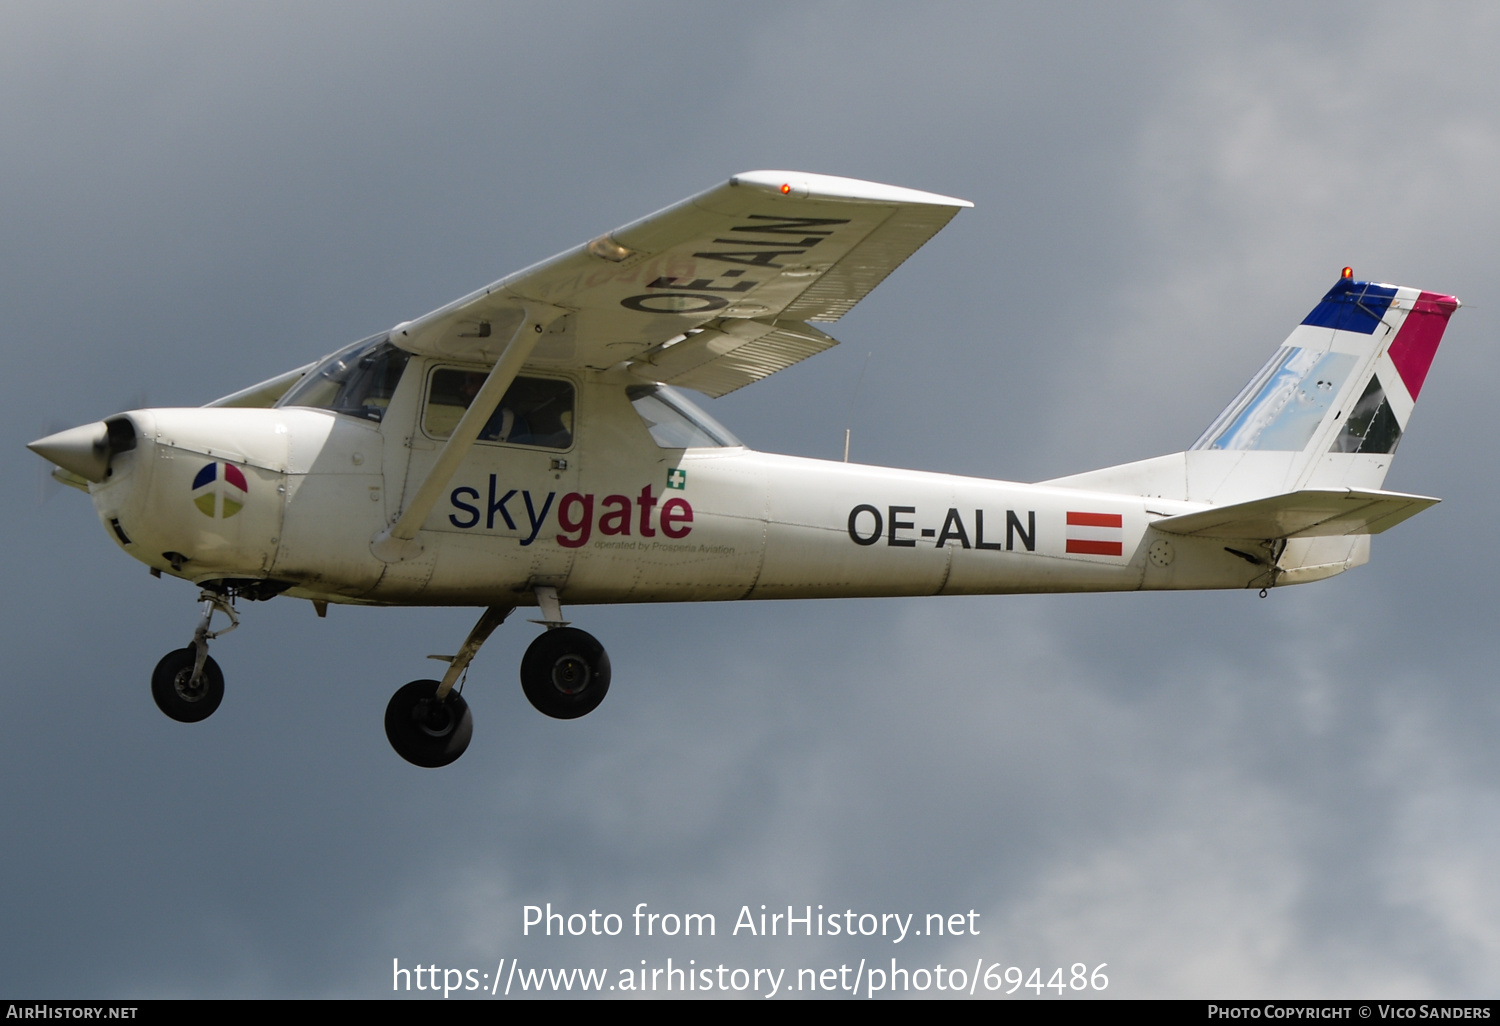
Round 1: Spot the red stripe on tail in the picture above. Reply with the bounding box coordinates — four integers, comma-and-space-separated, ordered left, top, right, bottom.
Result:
1388, 292, 1458, 399
1066, 511, 1122, 527
1066, 539, 1123, 556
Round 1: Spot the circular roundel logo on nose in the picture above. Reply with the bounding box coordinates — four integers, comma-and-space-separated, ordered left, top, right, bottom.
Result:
191, 462, 249, 518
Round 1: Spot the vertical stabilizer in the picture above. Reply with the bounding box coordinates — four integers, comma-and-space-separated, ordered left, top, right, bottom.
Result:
1046, 275, 1460, 506
1192, 275, 1459, 497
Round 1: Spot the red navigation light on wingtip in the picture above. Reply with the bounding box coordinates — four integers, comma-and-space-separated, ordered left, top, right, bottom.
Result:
780, 183, 791, 194
1342, 267, 1354, 279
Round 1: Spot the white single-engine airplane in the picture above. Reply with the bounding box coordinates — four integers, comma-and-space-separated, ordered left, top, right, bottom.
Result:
29, 172, 1459, 767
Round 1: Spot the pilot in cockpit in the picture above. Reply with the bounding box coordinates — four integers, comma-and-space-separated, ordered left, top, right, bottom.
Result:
423, 369, 532, 444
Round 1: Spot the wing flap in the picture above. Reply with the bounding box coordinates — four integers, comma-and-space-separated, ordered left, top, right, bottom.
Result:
1152, 488, 1440, 539
631, 318, 840, 397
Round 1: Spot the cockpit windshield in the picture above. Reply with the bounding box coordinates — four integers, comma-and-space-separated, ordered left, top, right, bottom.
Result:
277, 334, 411, 423
627, 384, 742, 448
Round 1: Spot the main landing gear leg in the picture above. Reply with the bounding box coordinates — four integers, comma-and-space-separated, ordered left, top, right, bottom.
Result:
151, 589, 239, 723
520, 586, 611, 720
384, 604, 513, 768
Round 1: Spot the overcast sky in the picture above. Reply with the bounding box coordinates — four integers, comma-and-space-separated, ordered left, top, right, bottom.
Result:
4, 1, 1499, 1000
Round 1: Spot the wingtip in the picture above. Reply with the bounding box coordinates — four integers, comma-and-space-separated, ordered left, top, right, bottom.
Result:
730, 170, 973, 208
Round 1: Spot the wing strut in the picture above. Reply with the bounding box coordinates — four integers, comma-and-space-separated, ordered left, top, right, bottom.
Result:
371, 303, 565, 563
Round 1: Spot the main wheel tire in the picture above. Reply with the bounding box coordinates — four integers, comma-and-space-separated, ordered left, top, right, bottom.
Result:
151, 647, 225, 723
520, 627, 611, 719
384, 679, 473, 768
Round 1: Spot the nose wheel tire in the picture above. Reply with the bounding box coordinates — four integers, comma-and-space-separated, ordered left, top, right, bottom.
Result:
521, 627, 611, 719
385, 679, 473, 767
151, 647, 225, 723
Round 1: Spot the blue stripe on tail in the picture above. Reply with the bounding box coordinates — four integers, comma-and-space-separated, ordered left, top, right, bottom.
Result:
1301, 278, 1397, 335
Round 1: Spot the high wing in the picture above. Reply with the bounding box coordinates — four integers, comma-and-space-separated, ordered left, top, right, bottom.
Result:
387, 171, 972, 396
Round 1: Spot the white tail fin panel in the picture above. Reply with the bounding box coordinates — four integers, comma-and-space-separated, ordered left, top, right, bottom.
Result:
1153, 488, 1439, 540
1046, 275, 1459, 505
1190, 277, 1458, 495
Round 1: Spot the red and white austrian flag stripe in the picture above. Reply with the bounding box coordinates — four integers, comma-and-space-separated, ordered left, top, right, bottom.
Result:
1066, 511, 1123, 556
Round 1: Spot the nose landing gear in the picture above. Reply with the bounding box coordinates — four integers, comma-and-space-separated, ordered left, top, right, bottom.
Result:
151, 589, 238, 723
151, 647, 225, 722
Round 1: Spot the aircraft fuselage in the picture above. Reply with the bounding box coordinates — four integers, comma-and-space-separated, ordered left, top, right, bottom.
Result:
83, 364, 1286, 611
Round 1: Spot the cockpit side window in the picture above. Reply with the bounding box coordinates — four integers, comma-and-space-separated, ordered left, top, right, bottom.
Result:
276, 334, 411, 423
424, 370, 575, 449
627, 384, 742, 448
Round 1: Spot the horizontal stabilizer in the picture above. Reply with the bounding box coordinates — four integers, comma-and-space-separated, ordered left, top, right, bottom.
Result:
1152, 488, 1439, 539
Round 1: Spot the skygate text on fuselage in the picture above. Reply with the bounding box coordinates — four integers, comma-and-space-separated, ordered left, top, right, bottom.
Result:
26, 172, 1458, 767
445, 481, 695, 547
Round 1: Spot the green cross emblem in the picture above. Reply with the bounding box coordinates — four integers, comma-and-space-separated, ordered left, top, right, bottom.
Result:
667, 468, 687, 490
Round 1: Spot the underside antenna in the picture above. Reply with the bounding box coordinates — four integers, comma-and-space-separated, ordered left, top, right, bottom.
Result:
843, 351, 872, 462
